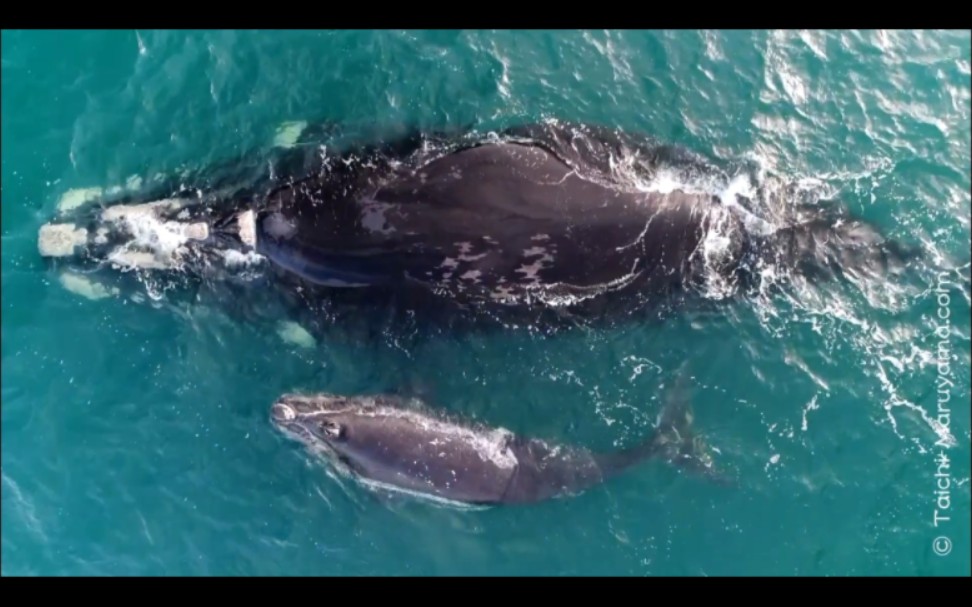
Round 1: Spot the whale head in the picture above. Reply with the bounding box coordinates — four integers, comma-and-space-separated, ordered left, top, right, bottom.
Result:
269, 392, 440, 478
37, 196, 267, 301
269, 393, 368, 451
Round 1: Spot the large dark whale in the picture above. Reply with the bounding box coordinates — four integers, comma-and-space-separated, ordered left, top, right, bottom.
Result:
36, 119, 918, 336
268, 381, 723, 506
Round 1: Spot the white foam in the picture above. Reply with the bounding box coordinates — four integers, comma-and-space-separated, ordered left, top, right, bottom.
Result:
356, 476, 492, 511
100, 200, 206, 270
717, 173, 774, 236
223, 249, 264, 268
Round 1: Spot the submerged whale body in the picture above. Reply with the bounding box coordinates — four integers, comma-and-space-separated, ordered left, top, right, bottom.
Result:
36, 120, 918, 335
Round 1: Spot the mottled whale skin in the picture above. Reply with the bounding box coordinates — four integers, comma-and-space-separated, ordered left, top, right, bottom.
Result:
269, 385, 722, 506
254, 139, 740, 310
36, 120, 918, 335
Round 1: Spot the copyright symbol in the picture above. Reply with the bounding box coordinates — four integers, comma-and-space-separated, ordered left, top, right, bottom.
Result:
933, 536, 951, 556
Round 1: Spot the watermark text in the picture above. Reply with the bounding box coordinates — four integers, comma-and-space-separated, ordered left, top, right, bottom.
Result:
930, 270, 956, 557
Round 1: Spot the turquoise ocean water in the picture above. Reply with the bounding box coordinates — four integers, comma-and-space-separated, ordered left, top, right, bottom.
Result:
1, 29, 970, 576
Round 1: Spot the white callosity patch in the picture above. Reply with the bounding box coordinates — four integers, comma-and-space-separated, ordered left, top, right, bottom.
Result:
236, 210, 257, 248
184, 223, 208, 240
37, 223, 88, 257
273, 120, 308, 149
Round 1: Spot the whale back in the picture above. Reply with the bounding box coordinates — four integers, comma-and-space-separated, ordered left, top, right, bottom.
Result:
251, 141, 729, 303
321, 406, 520, 504
501, 437, 606, 503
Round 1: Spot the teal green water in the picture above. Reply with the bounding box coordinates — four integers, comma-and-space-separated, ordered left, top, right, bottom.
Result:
2, 29, 970, 576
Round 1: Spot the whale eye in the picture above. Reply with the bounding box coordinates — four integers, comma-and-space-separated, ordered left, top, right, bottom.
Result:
319, 420, 344, 440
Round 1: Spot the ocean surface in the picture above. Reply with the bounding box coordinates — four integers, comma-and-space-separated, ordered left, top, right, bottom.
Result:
1, 29, 970, 576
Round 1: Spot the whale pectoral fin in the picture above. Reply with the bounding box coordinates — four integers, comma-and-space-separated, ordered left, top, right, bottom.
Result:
272, 121, 310, 149
57, 271, 120, 301
56, 186, 105, 215
288, 119, 344, 146
276, 320, 316, 349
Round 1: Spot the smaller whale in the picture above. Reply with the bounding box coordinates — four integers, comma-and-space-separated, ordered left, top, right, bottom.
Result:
269, 380, 725, 507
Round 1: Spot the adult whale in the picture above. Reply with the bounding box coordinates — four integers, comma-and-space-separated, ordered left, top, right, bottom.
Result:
268, 379, 726, 506
36, 119, 917, 335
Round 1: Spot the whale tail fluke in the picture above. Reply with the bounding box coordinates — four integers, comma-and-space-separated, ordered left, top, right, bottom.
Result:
595, 362, 733, 486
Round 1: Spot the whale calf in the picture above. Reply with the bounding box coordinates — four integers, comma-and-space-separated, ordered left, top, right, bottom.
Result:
36, 119, 919, 335
269, 384, 723, 506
